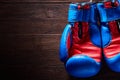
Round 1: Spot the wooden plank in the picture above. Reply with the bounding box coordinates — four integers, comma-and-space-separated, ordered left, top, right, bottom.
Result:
0, 34, 62, 73
0, 0, 89, 3
0, 19, 67, 34
0, 34, 68, 80
1, 34, 120, 79
0, 3, 69, 34
0, 34, 61, 63
0, 3, 68, 20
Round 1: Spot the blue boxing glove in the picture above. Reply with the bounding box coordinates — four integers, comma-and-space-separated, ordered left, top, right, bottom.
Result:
59, 3, 102, 78
97, 0, 120, 72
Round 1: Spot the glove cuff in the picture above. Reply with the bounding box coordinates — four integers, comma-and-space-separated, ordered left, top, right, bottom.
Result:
97, 0, 120, 22
68, 3, 90, 22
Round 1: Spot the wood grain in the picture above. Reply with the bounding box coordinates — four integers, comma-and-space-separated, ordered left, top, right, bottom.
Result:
0, 34, 67, 80
1, 0, 120, 80
0, 0, 89, 3
0, 3, 68, 34
0, 3, 68, 20
1, 34, 120, 80
0, 19, 66, 34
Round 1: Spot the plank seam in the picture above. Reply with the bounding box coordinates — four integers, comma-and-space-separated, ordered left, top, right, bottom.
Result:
0, 2, 72, 4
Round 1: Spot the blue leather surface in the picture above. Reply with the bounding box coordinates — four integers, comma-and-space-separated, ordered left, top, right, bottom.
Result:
59, 24, 72, 62
97, 1, 120, 72
97, 3, 107, 22
60, 3, 102, 78
66, 55, 100, 78
105, 53, 120, 72
97, 3, 112, 47
68, 3, 91, 22
100, 23, 111, 47
97, 3, 120, 22
82, 7, 90, 22
119, 0, 120, 3
89, 4, 102, 47
68, 3, 82, 22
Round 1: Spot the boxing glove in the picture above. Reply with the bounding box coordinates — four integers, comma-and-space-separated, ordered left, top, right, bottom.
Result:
59, 3, 102, 78
97, 0, 120, 72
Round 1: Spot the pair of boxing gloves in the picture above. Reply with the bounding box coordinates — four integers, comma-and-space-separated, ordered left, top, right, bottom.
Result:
59, 0, 120, 78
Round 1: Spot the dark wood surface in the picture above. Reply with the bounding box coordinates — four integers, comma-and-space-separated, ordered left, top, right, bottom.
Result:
1, 0, 120, 80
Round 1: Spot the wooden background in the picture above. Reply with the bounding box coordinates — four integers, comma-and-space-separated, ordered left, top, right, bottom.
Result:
0, 0, 120, 80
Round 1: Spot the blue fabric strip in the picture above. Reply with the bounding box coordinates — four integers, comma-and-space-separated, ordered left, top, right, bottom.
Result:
78, 9, 83, 21
118, 0, 120, 3
97, 3, 108, 22
97, 3, 120, 22
106, 6, 120, 21
89, 3, 97, 23
82, 9, 90, 22
68, 3, 90, 22
68, 3, 81, 22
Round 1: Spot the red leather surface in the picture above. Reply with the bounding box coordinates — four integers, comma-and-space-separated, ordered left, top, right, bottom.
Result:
67, 33, 71, 50
104, 21, 120, 58
68, 22, 101, 62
